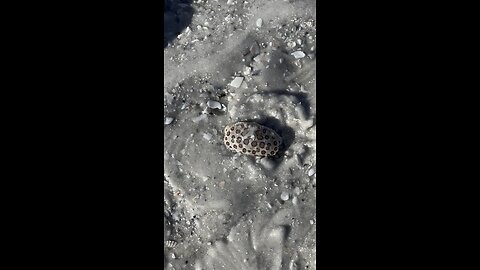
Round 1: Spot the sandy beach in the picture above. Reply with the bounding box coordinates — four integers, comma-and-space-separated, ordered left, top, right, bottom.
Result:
164, 0, 316, 268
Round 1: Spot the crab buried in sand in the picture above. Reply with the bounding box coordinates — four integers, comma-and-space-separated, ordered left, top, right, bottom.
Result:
224, 122, 282, 157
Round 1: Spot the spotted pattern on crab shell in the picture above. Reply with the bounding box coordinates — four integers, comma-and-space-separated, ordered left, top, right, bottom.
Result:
224, 122, 282, 157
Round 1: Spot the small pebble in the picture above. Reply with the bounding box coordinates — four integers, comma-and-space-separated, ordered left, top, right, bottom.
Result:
280, 192, 289, 201
256, 18, 263, 27
308, 168, 316, 176
165, 117, 174, 125
292, 196, 298, 205
243, 66, 252, 75
260, 157, 275, 170
229, 77, 244, 88
294, 187, 301, 195
291, 51, 306, 59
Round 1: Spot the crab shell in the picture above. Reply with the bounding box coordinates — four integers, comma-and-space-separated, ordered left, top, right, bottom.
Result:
223, 122, 282, 157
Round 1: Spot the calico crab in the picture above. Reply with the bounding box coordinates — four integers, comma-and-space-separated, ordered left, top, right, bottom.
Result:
223, 121, 282, 157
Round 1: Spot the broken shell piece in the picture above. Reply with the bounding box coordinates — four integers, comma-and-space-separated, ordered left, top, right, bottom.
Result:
249, 41, 261, 57
291, 51, 306, 59
165, 93, 174, 104
243, 66, 252, 75
253, 54, 263, 62
229, 77, 244, 88
223, 121, 282, 157
164, 117, 174, 125
207, 100, 222, 109
203, 133, 212, 141
192, 114, 208, 123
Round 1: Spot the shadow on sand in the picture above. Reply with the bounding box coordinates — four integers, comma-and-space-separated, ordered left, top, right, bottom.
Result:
164, 0, 193, 48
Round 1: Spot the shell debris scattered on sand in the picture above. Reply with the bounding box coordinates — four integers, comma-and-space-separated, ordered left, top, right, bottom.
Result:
165, 240, 178, 248
223, 121, 282, 157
